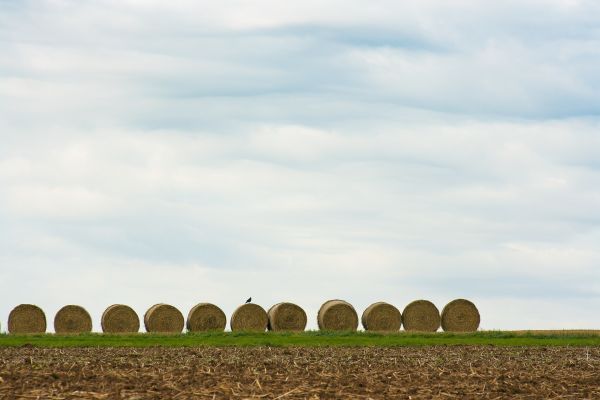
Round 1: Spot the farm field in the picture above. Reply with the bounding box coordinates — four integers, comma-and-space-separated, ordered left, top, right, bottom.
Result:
1, 345, 599, 399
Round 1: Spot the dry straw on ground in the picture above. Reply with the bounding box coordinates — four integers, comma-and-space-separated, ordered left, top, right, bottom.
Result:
230, 304, 268, 332
441, 299, 480, 332
7, 304, 47, 334
267, 302, 307, 331
144, 304, 184, 333
402, 300, 441, 332
186, 303, 227, 332
101, 304, 140, 333
1, 347, 598, 398
54, 305, 92, 334
317, 299, 358, 331
361, 302, 401, 332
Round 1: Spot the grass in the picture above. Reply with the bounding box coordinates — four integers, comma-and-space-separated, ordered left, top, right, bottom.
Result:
1, 330, 600, 347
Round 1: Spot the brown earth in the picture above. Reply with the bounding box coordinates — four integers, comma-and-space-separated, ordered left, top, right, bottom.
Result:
0, 346, 599, 399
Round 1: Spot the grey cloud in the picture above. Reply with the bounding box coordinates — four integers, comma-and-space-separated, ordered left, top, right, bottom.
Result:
2, 1, 600, 123
407, 274, 600, 300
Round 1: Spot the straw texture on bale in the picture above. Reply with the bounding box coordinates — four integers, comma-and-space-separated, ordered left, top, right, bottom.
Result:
230, 303, 268, 332
267, 302, 307, 331
54, 305, 92, 334
144, 304, 184, 333
101, 304, 140, 333
317, 299, 358, 331
441, 299, 480, 332
402, 300, 440, 332
186, 303, 227, 332
8, 304, 47, 334
361, 302, 401, 332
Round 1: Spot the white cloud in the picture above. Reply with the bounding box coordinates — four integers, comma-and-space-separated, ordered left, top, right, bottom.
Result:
1, 1, 600, 331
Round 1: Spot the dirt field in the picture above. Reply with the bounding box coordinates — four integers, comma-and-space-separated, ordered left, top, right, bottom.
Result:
1, 346, 599, 399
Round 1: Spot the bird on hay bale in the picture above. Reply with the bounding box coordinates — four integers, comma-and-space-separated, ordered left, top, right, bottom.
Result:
246, 297, 252, 303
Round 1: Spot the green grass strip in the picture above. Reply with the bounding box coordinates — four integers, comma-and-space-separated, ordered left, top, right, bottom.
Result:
2, 331, 600, 347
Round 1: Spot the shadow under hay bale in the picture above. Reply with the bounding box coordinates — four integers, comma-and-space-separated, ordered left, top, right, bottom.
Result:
144, 304, 184, 333
54, 305, 92, 334
402, 300, 440, 332
187, 303, 226, 332
441, 299, 480, 332
230, 303, 268, 332
267, 302, 307, 331
361, 302, 401, 332
101, 304, 140, 333
317, 299, 358, 331
8, 304, 47, 334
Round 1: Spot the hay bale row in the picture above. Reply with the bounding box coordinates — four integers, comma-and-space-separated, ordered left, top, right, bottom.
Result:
4, 299, 480, 333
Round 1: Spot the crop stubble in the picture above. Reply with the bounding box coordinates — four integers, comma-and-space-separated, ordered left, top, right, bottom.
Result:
0, 346, 599, 399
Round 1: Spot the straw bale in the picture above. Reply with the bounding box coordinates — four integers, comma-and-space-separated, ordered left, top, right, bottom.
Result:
101, 304, 140, 333
230, 303, 268, 332
8, 304, 47, 334
144, 303, 184, 333
402, 300, 440, 332
317, 299, 358, 331
441, 299, 480, 332
186, 303, 226, 332
267, 302, 307, 331
361, 302, 401, 332
54, 305, 92, 334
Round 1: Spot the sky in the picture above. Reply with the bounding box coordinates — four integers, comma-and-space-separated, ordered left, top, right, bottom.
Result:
1, 0, 600, 331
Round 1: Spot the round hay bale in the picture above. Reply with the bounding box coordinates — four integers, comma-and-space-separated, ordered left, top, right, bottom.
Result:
186, 303, 226, 332
144, 304, 184, 333
230, 303, 268, 332
361, 302, 401, 332
8, 304, 47, 334
267, 302, 307, 331
317, 299, 358, 331
54, 305, 92, 334
101, 304, 140, 333
441, 299, 480, 332
402, 300, 440, 332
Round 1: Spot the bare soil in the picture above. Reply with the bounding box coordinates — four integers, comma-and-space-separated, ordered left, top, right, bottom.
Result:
1, 346, 599, 399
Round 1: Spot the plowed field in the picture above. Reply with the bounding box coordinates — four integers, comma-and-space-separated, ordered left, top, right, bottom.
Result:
1, 346, 599, 399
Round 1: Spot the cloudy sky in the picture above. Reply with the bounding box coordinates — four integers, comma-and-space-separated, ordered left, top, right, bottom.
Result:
1, 0, 600, 331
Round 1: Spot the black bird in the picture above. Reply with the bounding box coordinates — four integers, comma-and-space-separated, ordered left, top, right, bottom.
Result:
245, 297, 252, 303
